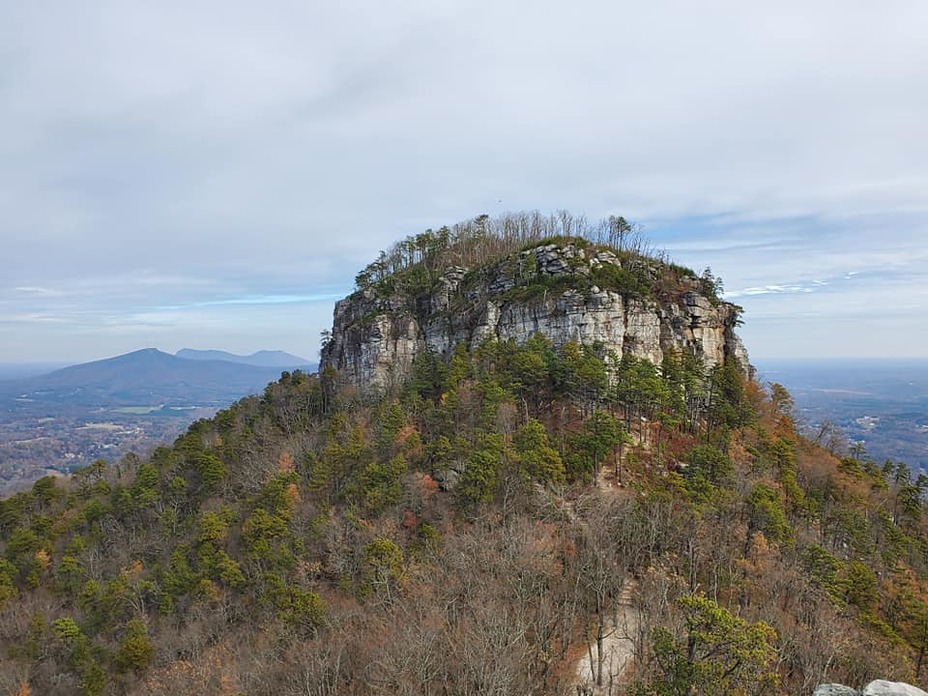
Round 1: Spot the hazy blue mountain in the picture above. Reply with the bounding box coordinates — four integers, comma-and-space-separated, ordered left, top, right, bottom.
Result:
0, 348, 303, 407
755, 358, 928, 470
0, 348, 319, 492
175, 348, 314, 368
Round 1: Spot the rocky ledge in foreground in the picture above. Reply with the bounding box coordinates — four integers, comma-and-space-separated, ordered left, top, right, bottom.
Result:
815, 680, 928, 696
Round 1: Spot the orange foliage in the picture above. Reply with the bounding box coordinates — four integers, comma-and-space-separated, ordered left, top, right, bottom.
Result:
277, 451, 295, 474
402, 510, 418, 529
125, 559, 144, 577
285, 482, 301, 507
33, 549, 50, 574
394, 425, 417, 445
415, 473, 439, 494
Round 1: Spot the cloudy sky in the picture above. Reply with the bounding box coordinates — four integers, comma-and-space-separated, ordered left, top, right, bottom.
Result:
2, 0, 926, 365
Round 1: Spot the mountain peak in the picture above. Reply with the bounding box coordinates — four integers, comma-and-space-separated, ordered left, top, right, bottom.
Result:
175, 348, 312, 367
321, 214, 748, 391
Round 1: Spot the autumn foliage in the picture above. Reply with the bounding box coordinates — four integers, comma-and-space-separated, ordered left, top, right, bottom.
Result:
0, 228, 926, 694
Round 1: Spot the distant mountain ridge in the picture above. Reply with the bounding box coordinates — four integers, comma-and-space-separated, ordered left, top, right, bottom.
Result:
0, 348, 319, 491
175, 348, 313, 368
0, 348, 314, 408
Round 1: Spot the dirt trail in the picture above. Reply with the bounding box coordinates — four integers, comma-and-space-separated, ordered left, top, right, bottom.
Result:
571, 460, 641, 694
573, 581, 639, 695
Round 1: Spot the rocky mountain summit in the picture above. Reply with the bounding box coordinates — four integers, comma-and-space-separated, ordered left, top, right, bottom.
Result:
322, 232, 749, 391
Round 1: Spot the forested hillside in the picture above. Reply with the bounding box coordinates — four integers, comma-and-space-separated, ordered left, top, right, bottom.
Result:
0, 219, 926, 695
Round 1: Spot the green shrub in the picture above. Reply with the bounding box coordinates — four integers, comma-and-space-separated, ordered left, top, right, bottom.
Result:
114, 619, 153, 673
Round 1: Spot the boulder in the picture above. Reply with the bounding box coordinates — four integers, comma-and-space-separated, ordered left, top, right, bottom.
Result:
863, 680, 928, 696
814, 685, 858, 696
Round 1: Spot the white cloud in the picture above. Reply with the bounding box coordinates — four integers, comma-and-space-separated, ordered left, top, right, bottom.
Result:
726, 285, 816, 299
1, 0, 926, 361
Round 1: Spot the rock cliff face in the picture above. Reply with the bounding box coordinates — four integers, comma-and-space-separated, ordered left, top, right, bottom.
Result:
322, 241, 749, 391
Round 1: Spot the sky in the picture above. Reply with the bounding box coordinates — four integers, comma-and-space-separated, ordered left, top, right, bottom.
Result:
2, 1, 927, 365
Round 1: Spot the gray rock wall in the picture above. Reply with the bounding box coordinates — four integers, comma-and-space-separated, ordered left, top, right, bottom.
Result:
322, 242, 750, 391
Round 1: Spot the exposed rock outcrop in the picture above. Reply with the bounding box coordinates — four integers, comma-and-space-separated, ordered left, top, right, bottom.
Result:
813, 681, 928, 696
863, 681, 928, 696
815, 685, 860, 696
323, 241, 749, 391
